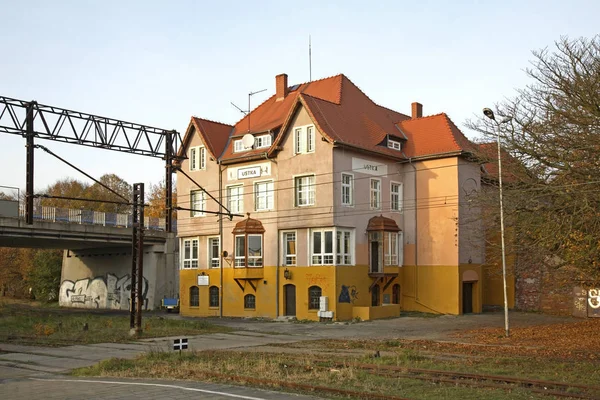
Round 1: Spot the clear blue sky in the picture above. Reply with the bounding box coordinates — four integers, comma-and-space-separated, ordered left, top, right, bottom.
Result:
1, 0, 598, 193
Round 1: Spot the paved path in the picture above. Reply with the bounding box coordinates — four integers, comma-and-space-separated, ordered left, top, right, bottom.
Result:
0, 373, 319, 399
0, 311, 576, 399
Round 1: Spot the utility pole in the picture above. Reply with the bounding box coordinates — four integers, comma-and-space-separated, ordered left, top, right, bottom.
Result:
25, 101, 35, 225
130, 183, 144, 334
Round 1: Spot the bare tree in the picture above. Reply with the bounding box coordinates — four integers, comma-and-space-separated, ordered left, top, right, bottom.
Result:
468, 36, 600, 286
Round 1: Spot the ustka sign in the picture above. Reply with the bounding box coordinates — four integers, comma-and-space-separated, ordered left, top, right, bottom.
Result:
351, 157, 388, 176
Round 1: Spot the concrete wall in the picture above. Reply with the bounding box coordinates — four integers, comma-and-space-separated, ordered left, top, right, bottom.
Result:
59, 234, 178, 310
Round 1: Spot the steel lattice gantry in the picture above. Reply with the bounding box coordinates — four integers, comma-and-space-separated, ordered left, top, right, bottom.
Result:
0, 96, 183, 232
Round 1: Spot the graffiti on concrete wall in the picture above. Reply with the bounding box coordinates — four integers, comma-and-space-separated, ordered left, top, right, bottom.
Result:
338, 285, 359, 304
306, 273, 329, 290
573, 287, 600, 318
59, 274, 148, 310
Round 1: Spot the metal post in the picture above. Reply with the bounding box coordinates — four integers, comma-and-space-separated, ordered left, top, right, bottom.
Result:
496, 127, 510, 338
483, 108, 511, 338
165, 131, 173, 233
25, 101, 35, 225
218, 163, 223, 318
136, 183, 144, 332
130, 184, 140, 330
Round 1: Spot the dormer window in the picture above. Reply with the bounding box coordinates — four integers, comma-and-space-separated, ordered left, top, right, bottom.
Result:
233, 134, 272, 152
234, 140, 244, 153
254, 135, 272, 149
388, 139, 402, 151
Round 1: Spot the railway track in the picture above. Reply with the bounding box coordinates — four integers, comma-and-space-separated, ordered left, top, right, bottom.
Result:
314, 359, 600, 399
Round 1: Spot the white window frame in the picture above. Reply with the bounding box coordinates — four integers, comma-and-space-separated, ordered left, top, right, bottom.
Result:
294, 128, 304, 154
388, 139, 402, 150
294, 125, 315, 155
181, 237, 199, 269
390, 181, 403, 213
307, 126, 315, 153
234, 235, 246, 267
234, 140, 244, 153
282, 231, 297, 266
295, 174, 315, 207
336, 229, 353, 265
227, 184, 244, 214
190, 190, 205, 217
384, 232, 398, 266
341, 173, 354, 206
208, 236, 220, 268
254, 134, 272, 149
254, 180, 274, 211
310, 228, 354, 266
370, 178, 381, 210
189, 146, 206, 171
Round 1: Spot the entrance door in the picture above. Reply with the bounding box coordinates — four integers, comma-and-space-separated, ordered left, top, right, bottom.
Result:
284, 284, 296, 316
462, 282, 473, 314
370, 241, 380, 273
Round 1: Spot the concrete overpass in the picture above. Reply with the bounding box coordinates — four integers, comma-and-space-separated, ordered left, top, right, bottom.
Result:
0, 200, 179, 310
0, 216, 169, 249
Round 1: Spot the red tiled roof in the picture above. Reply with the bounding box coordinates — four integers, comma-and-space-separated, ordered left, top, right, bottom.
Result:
187, 73, 477, 163
398, 113, 476, 158
177, 117, 232, 160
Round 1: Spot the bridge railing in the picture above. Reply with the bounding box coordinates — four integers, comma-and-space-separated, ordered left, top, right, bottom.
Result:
17, 205, 175, 231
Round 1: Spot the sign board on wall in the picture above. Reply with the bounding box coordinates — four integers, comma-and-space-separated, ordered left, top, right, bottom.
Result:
228, 162, 271, 181
351, 157, 388, 176
237, 166, 261, 179
197, 275, 209, 286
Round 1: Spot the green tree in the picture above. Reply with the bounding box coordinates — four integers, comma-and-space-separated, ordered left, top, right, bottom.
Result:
468, 36, 600, 285
28, 250, 63, 301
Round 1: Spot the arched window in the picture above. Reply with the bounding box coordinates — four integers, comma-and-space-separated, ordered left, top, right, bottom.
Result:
392, 284, 400, 304
308, 286, 322, 310
209, 286, 219, 308
244, 294, 256, 310
371, 284, 380, 307
189, 286, 199, 307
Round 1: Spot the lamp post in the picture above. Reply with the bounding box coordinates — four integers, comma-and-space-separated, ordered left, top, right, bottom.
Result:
483, 108, 511, 338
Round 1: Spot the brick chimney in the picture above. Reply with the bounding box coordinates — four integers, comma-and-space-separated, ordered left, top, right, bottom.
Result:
411, 102, 423, 119
276, 73, 289, 101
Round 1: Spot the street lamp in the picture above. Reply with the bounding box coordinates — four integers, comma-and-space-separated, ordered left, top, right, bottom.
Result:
483, 107, 512, 338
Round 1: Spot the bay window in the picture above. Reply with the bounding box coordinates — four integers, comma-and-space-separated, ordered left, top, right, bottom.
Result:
310, 228, 354, 265
234, 234, 263, 267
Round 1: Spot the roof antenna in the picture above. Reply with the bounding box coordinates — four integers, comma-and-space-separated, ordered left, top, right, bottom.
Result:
309, 35, 312, 82
230, 102, 247, 115
230, 88, 267, 133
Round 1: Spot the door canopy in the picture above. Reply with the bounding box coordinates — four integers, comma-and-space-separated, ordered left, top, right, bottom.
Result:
232, 213, 266, 234
366, 215, 400, 232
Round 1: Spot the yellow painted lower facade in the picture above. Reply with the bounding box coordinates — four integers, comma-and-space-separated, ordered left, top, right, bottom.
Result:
179, 262, 485, 320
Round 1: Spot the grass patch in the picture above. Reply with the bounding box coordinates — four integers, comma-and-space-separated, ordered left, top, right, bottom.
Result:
73, 349, 566, 399
0, 300, 231, 346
